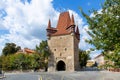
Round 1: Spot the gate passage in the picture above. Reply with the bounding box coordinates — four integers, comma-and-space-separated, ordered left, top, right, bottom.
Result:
56, 61, 66, 71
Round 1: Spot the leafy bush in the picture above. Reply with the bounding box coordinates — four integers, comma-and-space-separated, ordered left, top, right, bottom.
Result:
0, 53, 45, 71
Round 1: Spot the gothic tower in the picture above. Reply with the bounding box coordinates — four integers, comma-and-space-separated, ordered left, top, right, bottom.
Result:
46, 11, 80, 72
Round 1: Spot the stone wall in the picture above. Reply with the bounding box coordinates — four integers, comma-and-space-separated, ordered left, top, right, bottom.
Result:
48, 34, 79, 72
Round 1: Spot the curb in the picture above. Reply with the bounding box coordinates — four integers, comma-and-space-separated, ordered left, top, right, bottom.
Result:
0, 76, 6, 79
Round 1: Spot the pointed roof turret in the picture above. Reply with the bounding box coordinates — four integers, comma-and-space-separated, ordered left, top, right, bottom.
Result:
47, 19, 51, 29
76, 26, 80, 35
76, 26, 80, 40
71, 14, 75, 26
57, 11, 71, 29
53, 11, 71, 35
46, 11, 79, 36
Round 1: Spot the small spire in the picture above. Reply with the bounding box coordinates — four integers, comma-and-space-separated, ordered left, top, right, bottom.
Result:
76, 25, 80, 35
71, 14, 75, 25
76, 25, 80, 40
47, 19, 51, 29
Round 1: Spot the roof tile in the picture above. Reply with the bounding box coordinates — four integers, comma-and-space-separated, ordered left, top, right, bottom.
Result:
46, 11, 80, 40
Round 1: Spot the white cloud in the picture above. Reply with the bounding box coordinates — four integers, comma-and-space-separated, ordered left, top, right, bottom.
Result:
90, 9, 102, 18
0, 0, 94, 57
0, 0, 59, 54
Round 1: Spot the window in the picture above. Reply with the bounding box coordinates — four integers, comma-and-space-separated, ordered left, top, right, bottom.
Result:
54, 49, 56, 51
60, 53, 62, 56
60, 37, 62, 39
65, 48, 67, 51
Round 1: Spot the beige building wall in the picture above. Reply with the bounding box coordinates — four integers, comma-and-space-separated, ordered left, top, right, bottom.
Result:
94, 55, 104, 66
48, 34, 79, 72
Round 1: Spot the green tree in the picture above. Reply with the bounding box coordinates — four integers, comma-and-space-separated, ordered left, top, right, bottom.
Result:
1, 53, 44, 71
13, 53, 35, 70
0, 56, 3, 69
36, 40, 50, 71
80, 0, 120, 68
36, 40, 50, 58
30, 53, 44, 71
2, 43, 21, 56
2, 55, 11, 71
79, 49, 90, 68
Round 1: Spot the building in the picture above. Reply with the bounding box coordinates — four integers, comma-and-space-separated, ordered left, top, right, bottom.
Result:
17, 48, 35, 54
86, 60, 95, 67
24, 48, 35, 54
46, 11, 80, 72
94, 54, 104, 66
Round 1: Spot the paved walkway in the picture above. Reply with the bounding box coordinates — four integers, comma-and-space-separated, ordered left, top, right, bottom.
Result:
1, 71, 120, 80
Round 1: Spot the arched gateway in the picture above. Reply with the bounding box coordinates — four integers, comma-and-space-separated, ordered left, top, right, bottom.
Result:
47, 11, 80, 72
56, 61, 66, 71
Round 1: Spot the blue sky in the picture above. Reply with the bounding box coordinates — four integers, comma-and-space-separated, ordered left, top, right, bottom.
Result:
0, 0, 104, 58
53, 0, 104, 14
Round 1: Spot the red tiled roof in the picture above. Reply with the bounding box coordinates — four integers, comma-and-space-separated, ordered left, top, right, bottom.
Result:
53, 12, 71, 35
46, 11, 80, 40
70, 14, 75, 26
24, 48, 35, 54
